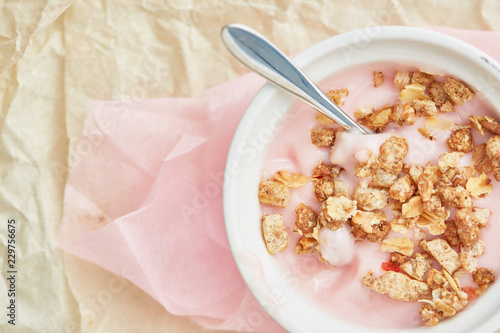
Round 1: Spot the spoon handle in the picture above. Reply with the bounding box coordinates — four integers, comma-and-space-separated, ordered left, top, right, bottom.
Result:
221, 24, 370, 134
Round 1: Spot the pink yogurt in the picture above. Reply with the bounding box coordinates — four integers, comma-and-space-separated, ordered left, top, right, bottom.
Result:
260, 63, 500, 327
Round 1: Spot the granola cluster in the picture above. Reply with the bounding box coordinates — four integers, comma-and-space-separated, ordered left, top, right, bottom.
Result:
257, 69, 497, 326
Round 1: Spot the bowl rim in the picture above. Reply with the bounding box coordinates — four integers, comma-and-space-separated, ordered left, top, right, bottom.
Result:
223, 25, 500, 333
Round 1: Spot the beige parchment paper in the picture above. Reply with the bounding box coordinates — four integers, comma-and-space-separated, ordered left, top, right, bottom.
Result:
2, 0, 500, 332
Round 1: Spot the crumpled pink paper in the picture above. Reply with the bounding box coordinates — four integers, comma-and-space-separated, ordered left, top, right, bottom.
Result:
59, 27, 500, 332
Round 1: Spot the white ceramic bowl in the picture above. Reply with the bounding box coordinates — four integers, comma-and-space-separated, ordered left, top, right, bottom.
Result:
223, 26, 500, 333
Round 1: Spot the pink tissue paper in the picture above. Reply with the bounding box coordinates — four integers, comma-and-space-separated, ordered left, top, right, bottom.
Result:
58, 27, 500, 332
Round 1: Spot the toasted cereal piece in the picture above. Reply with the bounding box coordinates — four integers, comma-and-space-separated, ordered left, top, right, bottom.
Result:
417, 211, 448, 236
421, 201, 450, 224
400, 103, 416, 125
424, 238, 462, 274
466, 173, 493, 199
494, 167, 500, 182
427, 268, 446, 290
418, 128, 436, 141
402, 196, 424, 218
351, 210, 387, 233
353, 181, 389, 211
423, 163, 439, 184
362, 270, 375, 287
452, 166, 478, 187
428, 81, 449, 107
390, 214, 417, 234
437, 152, 463, 174
440, 168, 456, 187
360, 107, 392, 132
411, 71, 434, 86
413, 99, 438, 117
469, 115, 486, 135
314, 177, 348, 201
391, 252, 407, 266
472, 143, 494, 175
391, 103, 416, 125
443, 220, 460, 247
326, 88, 349, 106
423, 195, 446, 216
274, 170, 310, 188
438, 185, 473, 209
440, 100, 455, 112
258, 180, 290, 207
486, 136, 500, 179
455, 208, 481, 247
460, 240, 485, 272
443, 77, 475, 106
314, 178, 348, 202
368, 271, 431, 302
389, 175, 416, 202
409, 163, 424, 183
312, 161, 342, 179
371, 168, 398, 188
354, 149, 380, 178
417, 173, 434, 202
311, 127, 336, 147
380, 237, 415, 256
318, 196, 357, 231
399, 83, 430, 103
430, 298, 459, 318
354, 106, 373, 120
314, 177, 335, 202
472, 207, 491, 228
424, 116, 456, 131
295, 236, 318, 254
366, 221, 391, 242
420, 303, 442, 327
374, 71, 384, 87
447, 126, 474, 153
400, 253, 432, 281
379, 135, 409, 173
262, 214, 289, 255
333, 180, 348, 197
453, 267, 468, 279
316, 112, 335, 125
472, 267, 495, 290
347, 218, 368, 241
394, 70, 411, 90
486, 135, 500, 160
480, 117, 500, 135
294, 203, 317, 236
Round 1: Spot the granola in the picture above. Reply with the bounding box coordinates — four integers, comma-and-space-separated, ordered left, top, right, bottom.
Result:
389, 175, 416, 202
379, 135, 409, 173
380, 237, 415, 256
258, 67, 497, 327
400, 253, 432, 281
366, 271, 431, 302
447, 126, 474, 153
353, 181, 389, 211
455, 208, 481, 246
258, 180, 290, 207
311, 127, 336, 146
443, 77, 475, 106
373, 71, 384, 87
262, 214, 289, 255
326, 88, 349, 106
394, 70, 411, 90
423, 238, 462, 275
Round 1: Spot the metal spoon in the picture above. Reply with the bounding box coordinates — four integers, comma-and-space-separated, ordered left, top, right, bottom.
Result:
221, 23, 370, 134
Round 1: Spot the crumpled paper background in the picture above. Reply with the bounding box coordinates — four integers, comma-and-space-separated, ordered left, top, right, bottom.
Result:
3, 1, 500, 332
